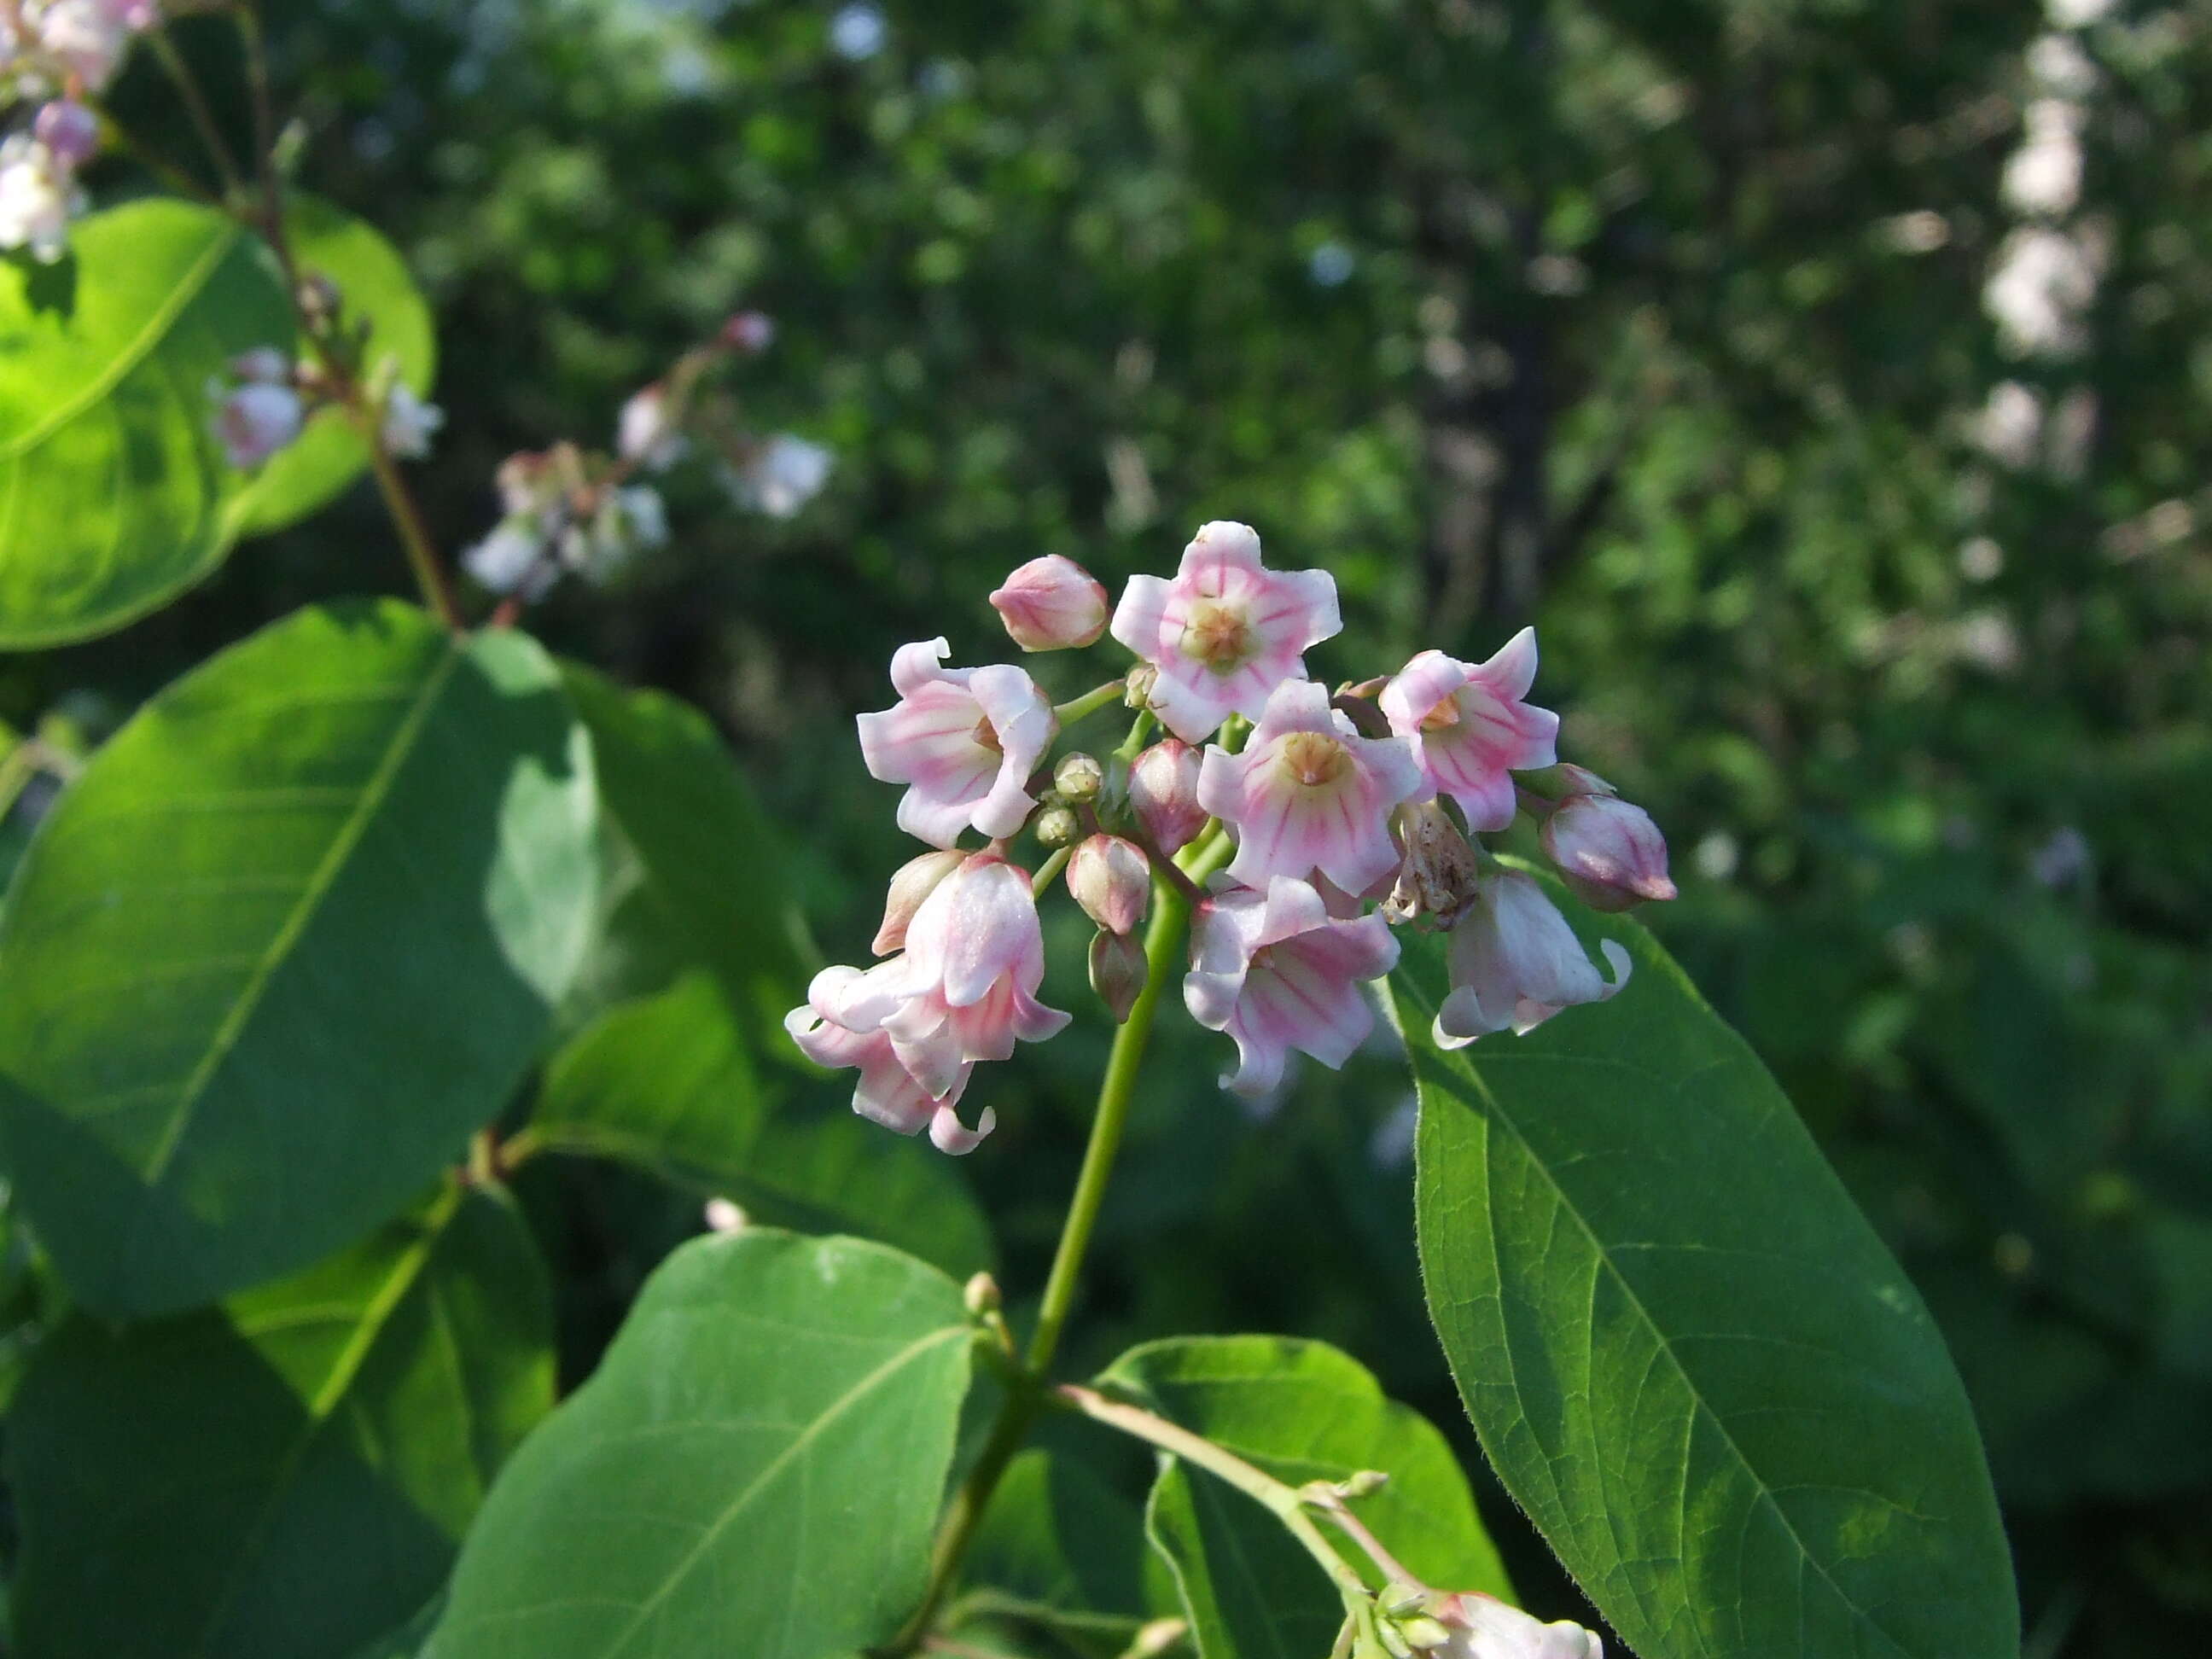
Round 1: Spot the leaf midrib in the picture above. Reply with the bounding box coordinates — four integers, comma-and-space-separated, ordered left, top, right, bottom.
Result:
140, 642, 461, 1181
0, 220, 245, 459
1398, 971, 1918, 1659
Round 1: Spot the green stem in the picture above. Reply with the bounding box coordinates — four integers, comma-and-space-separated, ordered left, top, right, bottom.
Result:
147, 24, 244, 194
1052, 680, 1128, 727
1056, 1382, 1372, 1603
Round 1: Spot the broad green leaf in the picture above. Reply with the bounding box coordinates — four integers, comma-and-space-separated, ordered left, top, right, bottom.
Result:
961, 1449, 1155, 1656
424, 1228, 975, 1659
344, 1594, 445, 1659
0, 600, 597, 1316
0, 198, 293, 647
230, 197, 437, 537
533, 972, 995, 1276
1389, 908, 2018, 1659
560, 664, 805, 1028
1100, 1336, 1511, 1659
8, 1186, 552, 1659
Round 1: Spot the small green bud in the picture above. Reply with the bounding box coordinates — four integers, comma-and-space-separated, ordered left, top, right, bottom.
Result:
1089, 928, 1147, 1023
1054, 751, 1105, 802
1034, 805, 1082, 848
1125, 661, 1159, 708
963, 1272, 1003, 1318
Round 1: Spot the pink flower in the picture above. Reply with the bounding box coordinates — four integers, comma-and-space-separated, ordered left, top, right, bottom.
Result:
990, 554, 1110, 652
1128, 737, 1207, 854
210, 380, 304, 470
722, 310, 776, 353
872, 848, 967, 955
1109, 521, 1342, 742
783, 963, 987, 1155
1380, 631, 1558, 832
1434, 871, 1629, 1048
1417, 1592, 1604, 1659
857, 639, 1057, 847
1197, 679, 1423, 896
32, 101, 98, 168
1068, 834, 1150, 935
1184, 876, 1400, 1097
1541, 791, 1674, 912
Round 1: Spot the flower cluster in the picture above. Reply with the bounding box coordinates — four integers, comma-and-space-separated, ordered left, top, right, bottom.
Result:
792, 520, 1673, 1150
206, 343, 441, 474
0, 1, 155, 260
463, 309, 831, 603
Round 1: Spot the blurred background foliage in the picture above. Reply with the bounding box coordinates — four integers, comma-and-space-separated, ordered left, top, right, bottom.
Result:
3, 1, 2207, 1654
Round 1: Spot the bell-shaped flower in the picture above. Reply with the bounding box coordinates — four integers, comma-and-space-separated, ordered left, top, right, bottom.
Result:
990, 554, 1109, 651
1184, 876, 1400, 1097
783, 963, 990, 1155
1412, 1592, 1604, 1659
1109, 521, 1342, 742
857, 639, 1057, 847
1198, 679, 1423, 896
1128, 737, 1207, 854
1541, 790, 1674, 912
1435, 871, 1629, 1048
1380, 630, 1558, 832
209, 378, 304, 471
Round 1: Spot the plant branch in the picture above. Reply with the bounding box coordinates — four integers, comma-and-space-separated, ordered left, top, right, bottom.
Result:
1052, 680, 1127, 726
147, 23, 244, 194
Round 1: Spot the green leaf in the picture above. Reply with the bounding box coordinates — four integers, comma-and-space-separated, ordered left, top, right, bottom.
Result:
0, 198, 294, 647
533, 972, 995, 1277
560, 664, 805, 1028
8, 1187, 552, 1659
1100, 1336, 1511, 1659
230, 197, 437, 538
0, 601, 598, 1316
1389, 906, 2018, 1659
961, 1449, 1155, 1655
423, 1229, 975, 1659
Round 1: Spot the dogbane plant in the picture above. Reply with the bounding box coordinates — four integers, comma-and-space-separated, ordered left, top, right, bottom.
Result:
0, 9, 2017, 1659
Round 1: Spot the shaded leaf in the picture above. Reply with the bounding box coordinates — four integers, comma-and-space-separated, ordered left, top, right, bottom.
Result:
1101, 1336, 1511, 1659
424, 1229, 974, 1659
8, 1188, 551, 1659
1389, 905, 2017, 1659
0, 199, 293, 647
961, 1449, 1155, 1656
533, 971, 994, 1276
0, 601, 597, 1315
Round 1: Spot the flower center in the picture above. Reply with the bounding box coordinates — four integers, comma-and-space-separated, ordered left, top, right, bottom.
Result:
1277, 731, 1349, 789
1179, 599, 1254, 676
1420, 690, 1464, 732
972, 715, 1004, 755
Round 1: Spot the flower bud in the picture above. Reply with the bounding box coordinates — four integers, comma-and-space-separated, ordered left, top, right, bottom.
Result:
989, 554, 1110, 652
1541, 792, 1674, 911
722, 310, 776, 352
210, 380, 304, 470
1068, 834, 1150, 935
1125, 661, 1159, 708
1034, 805, 1082, 848
1407, 1592, 1604, 1659
1090, 927, 1147, 1023
617, 381, 685, 471
963, 1271, 1003, 1318
1514, 763, 1615, 814
702, 1196, 747, 1234
1128, 738, 1206, 854
872, 848, 966, 956
1384, 800, 1482, 928
1054, 751, 1104, 803
33, 101, 99, 168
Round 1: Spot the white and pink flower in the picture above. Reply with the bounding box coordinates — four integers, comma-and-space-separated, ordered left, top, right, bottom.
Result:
991, 554, 1110, 652
1541, 790, 1674, 912
1411, 1592, 1604, 1659
1434, 871, 1629, 1047
1197, 679, 1423, 896
1184, 876, 1400, 1097
1109, 521, 1342, 742
857, 638, 1057, 847
1380, 631, 1558, 832
785, 963, 981, 1151
209, 377, 304, 471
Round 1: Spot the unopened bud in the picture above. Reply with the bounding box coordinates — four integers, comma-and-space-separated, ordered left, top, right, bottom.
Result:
1128, 738, 1206, 854
1090, 928, 1147, 1022
33, 100, 99, 167
963, 1271, 1003, 1318
1384, 800, 1481, 928
617, 381, 684, 472
989, 554, 1109, 652
1514, 763, 1616, 815
1069, 834, 1150, 935
1337, 1469, 1390, 1499
1054, 751, 1104, 803
703, 1196, 748, 1234
1125, 661, 1159, 708
1542, 791, 1675, 912
873, 848, 966, 955
295, 272, 342, 325
722, 310, 776, 352
1034, 805, 1081, 848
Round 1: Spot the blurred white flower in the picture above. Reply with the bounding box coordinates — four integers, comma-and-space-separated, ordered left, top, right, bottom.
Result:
381, 382, 444, 460
830, 3, 886, 61
2003, 99, 2084, 218
1984, 225, 2102, 358
617, 382, 686, 472
463, 520, 551, 598
209, 380, 304, 470
0, 134, 79, 262
732, 434, 833, 518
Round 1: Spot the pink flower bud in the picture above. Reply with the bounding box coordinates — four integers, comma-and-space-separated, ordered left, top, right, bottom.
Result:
210, 380, 303, 470
722, 310, 775, 352
1089, 928, 1147, 1022
617, 382, 684, 471
872, 848, 966, 956
1541, 792, 1674, 911
1416, 1592, 1604, 1659
1068, 834, 1150, 935
32, 101, 98, 168
1128, 738, 1206, 854
989, 554, 1110, 652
